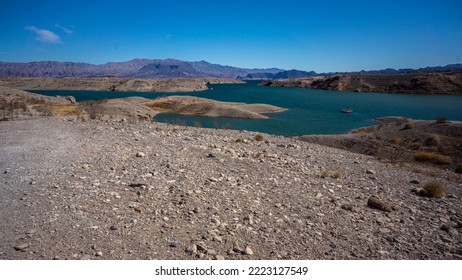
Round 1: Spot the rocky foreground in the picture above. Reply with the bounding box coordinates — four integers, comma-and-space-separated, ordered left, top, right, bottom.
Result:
1, 117, 461, 260
261, 70, 462, 94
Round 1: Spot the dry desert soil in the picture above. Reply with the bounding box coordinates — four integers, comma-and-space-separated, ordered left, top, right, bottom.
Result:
1, 116, 461, 260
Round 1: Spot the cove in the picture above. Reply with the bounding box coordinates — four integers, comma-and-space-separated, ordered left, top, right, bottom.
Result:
31, 81, 462, 136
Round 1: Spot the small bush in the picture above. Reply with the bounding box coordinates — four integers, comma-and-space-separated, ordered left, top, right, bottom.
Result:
455, 164, 462, 174
254, 134, 265, 142
421, 181, 445, 198
403, 122, 414, 129
392, 135, 401, 144
414, 151, 452, 165
351, 128, 367, 134
436, 116, 447, 124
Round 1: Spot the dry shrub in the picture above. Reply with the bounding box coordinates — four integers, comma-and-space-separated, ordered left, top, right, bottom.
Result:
403, 122, 414, 129
254, 134, 265, 142
414, 151, 452, 165
351, 128, 367, 134
392, 135, 401, 144
421, 181, 445, 198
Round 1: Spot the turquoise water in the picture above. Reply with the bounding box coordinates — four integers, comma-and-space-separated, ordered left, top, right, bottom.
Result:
32, 81, 462, 136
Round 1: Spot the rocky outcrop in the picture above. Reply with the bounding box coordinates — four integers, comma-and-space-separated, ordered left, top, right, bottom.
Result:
262, 71, 462, 94
298, 117, 462, 170
144, 96, 285, 119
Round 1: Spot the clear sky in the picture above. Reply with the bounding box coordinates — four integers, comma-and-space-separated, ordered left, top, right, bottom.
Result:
1, 0, 461, 72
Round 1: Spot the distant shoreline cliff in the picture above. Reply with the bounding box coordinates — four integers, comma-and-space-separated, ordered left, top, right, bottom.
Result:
260, 70, 462, 95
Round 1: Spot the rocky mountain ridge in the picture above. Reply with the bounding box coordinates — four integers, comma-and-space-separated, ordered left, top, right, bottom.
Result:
2, 58, 461, 80
0, 59, 283, 79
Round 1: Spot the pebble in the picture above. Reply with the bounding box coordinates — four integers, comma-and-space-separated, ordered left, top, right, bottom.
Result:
170, 240, 180, 248
207, 249, 217, 256
244, 246, 254, 255
96, 251, 103, 257
14, 243, 29, 251
341, 204, 353, 211
110, 225, 118, 230
366, 169, 375, 174
215, 255, 225, 260
136, 152, 145, 157
185, 244, 197, 255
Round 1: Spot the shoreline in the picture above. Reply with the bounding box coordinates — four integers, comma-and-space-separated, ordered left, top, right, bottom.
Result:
0, 77, 244, 93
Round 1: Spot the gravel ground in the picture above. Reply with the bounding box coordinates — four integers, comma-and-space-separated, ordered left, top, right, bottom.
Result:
1, 117, 461, 260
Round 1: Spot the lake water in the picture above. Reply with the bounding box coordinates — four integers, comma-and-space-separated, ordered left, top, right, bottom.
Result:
32, 81, 462, 136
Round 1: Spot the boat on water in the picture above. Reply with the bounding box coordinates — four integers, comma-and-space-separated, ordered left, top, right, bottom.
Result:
340, 108, 353, 113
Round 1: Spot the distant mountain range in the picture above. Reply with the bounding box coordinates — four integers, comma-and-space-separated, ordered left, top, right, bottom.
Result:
0, 59, 283, 79
0, 58, 461, 80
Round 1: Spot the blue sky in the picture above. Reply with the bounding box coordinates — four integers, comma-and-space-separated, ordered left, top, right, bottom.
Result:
1, 0, 461, 72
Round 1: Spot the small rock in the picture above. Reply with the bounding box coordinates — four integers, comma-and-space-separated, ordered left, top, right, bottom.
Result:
215, 255, 225, 260
82, 164, 90, 170
185, 244, 197, 255
196, 242, 207, 252
136, 152, 145, 157
244, 246, 254, 255
367, 196, 392, 212
110, 225, 118, 230
233, 242, 243, 253
207, 249, 217, 256
440, 224, 451, 232
440, 235, 452, 243
366, 169, 375, 175
207, 153, 216, 158
211, 217, 221, 226
379, 228, 392, 234
26, 229, 38, 235
341, 204, 353, 211
163, 216, 170, 222
170, 240, 180, 248
96, 251, 103, 257
410, 180, 420, 184
129, 183, 146, 189
14, 243, 29, 251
